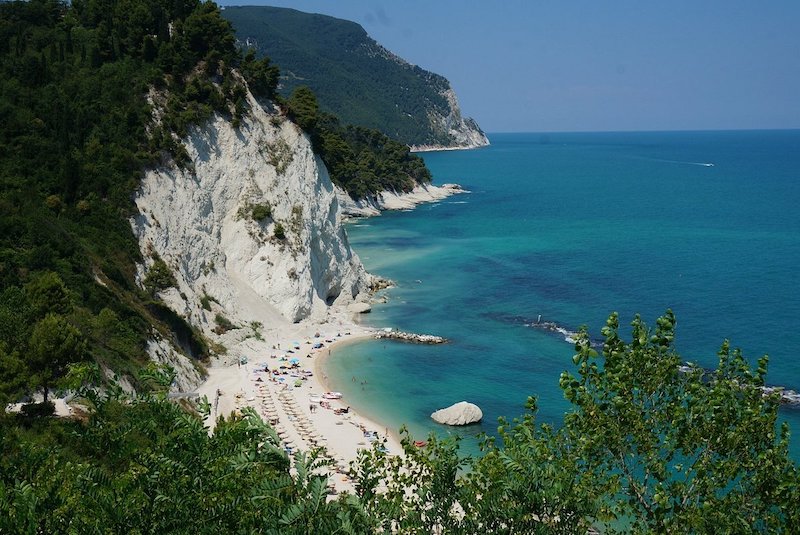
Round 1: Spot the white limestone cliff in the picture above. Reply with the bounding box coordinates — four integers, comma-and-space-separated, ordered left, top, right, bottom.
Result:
335, 183, 467, 219
131, 88, 371, 358
410, 88, 489, 152
145, 334, 205, 393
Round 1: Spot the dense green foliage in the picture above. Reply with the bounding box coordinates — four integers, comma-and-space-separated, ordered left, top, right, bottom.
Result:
0, 366, 374, 533
222, 6, 458, 146
2, 2, 796, 533
0, 0, 278, 406
2, 313, 797, 533
352, 312, 800, 533
556, 312, 799, 532
316, 112, 432, 199
286, 87, 431, 198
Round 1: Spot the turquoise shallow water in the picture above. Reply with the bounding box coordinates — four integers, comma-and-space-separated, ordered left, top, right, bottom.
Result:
324, 131, 800, 460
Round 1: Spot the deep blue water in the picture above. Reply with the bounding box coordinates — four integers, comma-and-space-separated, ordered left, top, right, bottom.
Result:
324, 130, 800, 460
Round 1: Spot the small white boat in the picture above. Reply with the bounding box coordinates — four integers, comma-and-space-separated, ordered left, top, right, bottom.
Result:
322, 391, 343, 399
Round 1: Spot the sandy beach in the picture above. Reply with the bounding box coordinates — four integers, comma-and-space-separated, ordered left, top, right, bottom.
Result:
195, 308, 403, 494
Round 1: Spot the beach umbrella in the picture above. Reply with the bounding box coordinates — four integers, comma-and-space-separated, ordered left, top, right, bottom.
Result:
289, 357, 300, 365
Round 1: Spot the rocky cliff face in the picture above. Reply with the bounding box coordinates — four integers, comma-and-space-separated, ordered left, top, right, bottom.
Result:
410, 87, 490, 152
131, 88, 371, 351
335, 183, 466, 218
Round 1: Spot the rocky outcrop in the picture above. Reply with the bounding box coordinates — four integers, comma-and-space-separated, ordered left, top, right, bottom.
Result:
375, 330, 447, 344
347, 302, 372, 314
131, 85, 371, 340
410, 88, 490, 152
145, 334, 204, 393
764, 386, 800, 405
431, 401, 483, 426
335, 183, 466, 219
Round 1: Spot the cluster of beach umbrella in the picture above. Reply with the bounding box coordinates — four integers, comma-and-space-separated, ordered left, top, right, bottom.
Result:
277, 390, 349, 473
251, 374, 350, 487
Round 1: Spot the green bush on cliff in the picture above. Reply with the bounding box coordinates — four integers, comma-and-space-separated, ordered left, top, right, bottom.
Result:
143, 258, 177, 295
250, 202, 272, 221
287, 87, 431, 199
273, 222, 286, 240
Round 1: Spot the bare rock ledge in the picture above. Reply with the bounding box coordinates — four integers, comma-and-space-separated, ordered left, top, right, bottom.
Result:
374, 330, 447, 344
347, 302, 372, 314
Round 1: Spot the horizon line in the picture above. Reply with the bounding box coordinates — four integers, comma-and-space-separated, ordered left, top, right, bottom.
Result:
484, 127, 800, 135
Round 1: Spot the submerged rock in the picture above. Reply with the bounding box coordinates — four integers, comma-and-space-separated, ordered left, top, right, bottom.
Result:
374, 330, 447, 344
431, 401, 482, 426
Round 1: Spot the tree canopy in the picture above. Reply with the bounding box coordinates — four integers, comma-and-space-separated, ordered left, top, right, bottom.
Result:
0, 0, 281, 407
28, 313, 87, 403
2, 313, 797, 533
222, 6, 460, 147
1, 2, 795, 533
286, 90, 432, 199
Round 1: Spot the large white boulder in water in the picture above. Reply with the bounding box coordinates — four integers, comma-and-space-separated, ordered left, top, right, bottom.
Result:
431, 401, 482, 426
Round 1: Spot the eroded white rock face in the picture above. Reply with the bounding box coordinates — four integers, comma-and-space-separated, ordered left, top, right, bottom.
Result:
131, 90, 370, 339
410, 88, 489, 152
145, 334, 204, 393
335, 183, 466, 219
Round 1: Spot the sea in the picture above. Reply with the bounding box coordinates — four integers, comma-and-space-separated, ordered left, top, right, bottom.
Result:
323, 130, 800, 461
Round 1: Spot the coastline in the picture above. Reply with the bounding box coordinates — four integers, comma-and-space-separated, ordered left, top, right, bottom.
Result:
336, 182, 468, 219
195, 309, 404, 494
312, 334, 405, 447
409, 143, 487, 153
191, 178, 469, 495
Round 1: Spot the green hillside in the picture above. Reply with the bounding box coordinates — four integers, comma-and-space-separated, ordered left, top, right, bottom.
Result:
1, 2, 797, 532
0, 0, 253, 404
222, 6, 468, 146
0, 0, 421, 410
